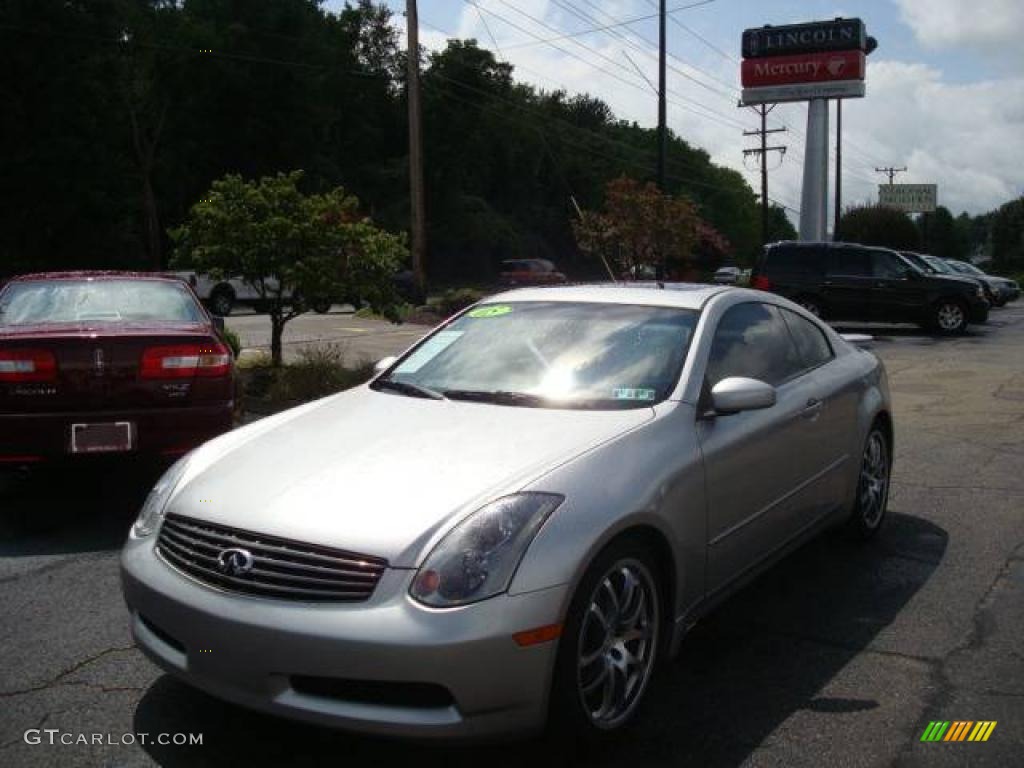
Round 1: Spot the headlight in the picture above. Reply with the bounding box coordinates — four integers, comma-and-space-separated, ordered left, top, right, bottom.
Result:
977, 286, 985, 298
410, 493, 563, 607
132, 453, 192, 537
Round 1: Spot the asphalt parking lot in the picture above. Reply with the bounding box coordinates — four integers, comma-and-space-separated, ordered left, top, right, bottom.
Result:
2, 305, 1022, 767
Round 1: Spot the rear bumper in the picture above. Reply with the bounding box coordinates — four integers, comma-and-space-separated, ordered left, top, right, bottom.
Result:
0, 404, 232, 463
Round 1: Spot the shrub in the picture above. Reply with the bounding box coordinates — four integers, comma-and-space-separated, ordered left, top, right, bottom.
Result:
221, 327, 242, 358
266, 343, 374, 403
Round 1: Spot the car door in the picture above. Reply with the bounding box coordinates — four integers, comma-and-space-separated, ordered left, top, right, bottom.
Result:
697, 302, 825, 593
867, 250, 925, 322
822, 246, 872, 320
777, 307, 856, 526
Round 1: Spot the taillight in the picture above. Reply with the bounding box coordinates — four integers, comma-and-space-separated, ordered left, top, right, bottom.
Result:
751, 275, 772, 291
141, 343, 231, 379
0, 348, 57, 382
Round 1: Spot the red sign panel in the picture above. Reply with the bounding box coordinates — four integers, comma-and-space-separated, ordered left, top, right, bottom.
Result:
741, 50, 865, 88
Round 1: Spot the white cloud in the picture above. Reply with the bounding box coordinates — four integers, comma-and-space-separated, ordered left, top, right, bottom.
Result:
894, 0, 1024, 48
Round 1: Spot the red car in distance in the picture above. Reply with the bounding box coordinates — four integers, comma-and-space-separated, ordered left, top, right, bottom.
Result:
0, 272, 234, 466
498, 258, 568, 287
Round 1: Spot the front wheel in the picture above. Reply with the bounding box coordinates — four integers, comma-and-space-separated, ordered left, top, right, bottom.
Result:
550, 541, 662, 737
795, 295, 823, 318
934, 299, 968, 334
311, 299, 333, 314
846, 424, 892, 539
209, 289, 234, 317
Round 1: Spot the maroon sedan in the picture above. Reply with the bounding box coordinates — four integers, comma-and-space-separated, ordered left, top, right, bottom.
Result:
0, 272, 234, 466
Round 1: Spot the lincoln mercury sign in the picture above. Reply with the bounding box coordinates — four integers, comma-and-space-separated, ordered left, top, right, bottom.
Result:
740, 18, 869, 107
879, 184, 938, 213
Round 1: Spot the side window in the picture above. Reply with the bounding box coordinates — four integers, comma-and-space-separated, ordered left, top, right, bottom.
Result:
873, 251, 908, 279
830, 248, 871, 277
766, 247, 826, 278
705, 303, 804, 388
780, 308, 834, 371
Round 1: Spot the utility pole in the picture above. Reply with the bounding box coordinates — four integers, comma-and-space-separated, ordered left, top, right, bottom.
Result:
834, 99, 842, 241
406, 0, 426, 292
743, 105, 786, 245
875, 166, 907, 185
656, 0, 667, 191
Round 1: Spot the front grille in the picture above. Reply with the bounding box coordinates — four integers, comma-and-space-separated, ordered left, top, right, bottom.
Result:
156, 514, 387, 602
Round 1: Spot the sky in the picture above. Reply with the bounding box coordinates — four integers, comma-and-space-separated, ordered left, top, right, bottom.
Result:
327, 0, 1024, 223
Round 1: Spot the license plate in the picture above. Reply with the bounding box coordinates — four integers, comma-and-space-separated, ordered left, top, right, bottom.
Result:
70, 422, 135, 454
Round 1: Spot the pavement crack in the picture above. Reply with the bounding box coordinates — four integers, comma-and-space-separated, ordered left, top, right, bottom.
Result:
0, 645, 136, 700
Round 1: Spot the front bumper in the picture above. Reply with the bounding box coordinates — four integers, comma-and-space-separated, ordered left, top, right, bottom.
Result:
0, 404, 232, 463
966, 298, 989, 323
121, 534, 566, 740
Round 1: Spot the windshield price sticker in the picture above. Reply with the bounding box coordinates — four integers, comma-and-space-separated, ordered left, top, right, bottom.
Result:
467, 305, 512, 318
614, 388, 657, 401
394, 331, 463, 374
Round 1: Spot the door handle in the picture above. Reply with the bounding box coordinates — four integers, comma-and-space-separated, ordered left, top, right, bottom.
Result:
802, 398, 823, 419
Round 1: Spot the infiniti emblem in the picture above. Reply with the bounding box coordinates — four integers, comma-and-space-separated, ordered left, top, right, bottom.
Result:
217, 547, 255, 577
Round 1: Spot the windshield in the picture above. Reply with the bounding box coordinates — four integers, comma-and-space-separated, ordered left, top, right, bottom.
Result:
376, 301, 699, 409
922, 256, 954, 275
951, 261, 984, 276
0, 279, 205, 326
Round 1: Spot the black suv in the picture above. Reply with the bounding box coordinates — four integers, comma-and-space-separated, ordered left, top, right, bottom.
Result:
751, 241, 989, 333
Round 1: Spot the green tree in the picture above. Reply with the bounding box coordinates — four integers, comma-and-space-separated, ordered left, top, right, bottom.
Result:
917, 206, 966, 260
765, 204, 797, 245
171, 171, 406, 366
839, 205, 920, 250
991, 197, 1024, 269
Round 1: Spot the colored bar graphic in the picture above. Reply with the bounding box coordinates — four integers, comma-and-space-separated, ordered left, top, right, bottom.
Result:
921, 720, 996, 742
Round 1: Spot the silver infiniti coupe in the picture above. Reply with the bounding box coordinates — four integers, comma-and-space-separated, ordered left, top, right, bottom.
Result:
121, 284, 893, 740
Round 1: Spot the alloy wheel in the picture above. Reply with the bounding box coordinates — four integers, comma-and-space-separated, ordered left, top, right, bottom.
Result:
799, 298, 821, 317
576, 559, 659, 730
936, 302, 965, 332
858, 430, 890, 530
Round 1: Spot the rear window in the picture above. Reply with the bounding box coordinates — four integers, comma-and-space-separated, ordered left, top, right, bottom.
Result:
0, 279, 205, 326
763, 246, 826, 278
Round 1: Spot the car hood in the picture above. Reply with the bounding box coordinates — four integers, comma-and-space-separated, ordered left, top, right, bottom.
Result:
166, 387, 654, 566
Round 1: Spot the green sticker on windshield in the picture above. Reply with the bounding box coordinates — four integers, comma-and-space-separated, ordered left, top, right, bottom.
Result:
614, 388, 657, 401
467, 304, 512, 318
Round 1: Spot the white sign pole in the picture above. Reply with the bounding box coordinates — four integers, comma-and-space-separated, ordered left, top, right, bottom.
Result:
799, 98, 830, 240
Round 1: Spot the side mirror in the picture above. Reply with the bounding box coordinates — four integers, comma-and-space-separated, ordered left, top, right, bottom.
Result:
710, 377, 776, 414
211, 315, 225, 332
374, 356, 397, 374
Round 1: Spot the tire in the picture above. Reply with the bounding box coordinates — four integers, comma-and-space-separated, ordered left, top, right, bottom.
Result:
933, 298, 968, 334
209, 287, 234, 317
795, 295, 823, 318
549, 539, 663, 739
312, 299, 332, 314
846, 423, 892, 540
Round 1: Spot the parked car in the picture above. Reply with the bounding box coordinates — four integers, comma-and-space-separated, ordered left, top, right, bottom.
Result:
899, 252, 993, 304
122, 283, 893, 740
499, 259, 568, 287
943, 260, 1020, 306
171, 271, 301, 316
751, 241, 988, 333
0, 272, 234, 466
713, 266, 742, 284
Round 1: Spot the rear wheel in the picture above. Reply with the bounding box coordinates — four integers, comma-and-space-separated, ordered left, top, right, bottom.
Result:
209, 287, 234, 317
934, 299, 968, 334
311, 298, 332, 314
846, 424, 891, 540
550, 541, 662, 738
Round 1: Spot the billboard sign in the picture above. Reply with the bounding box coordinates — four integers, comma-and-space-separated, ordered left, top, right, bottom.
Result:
743, 18, 867, 59
741, 50, 865, 88
878, 184, 937, 213
742, 80, 865, 106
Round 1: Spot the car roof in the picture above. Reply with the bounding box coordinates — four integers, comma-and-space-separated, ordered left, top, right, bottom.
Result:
7, 270, 185, 283
485, 282, 734, 310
